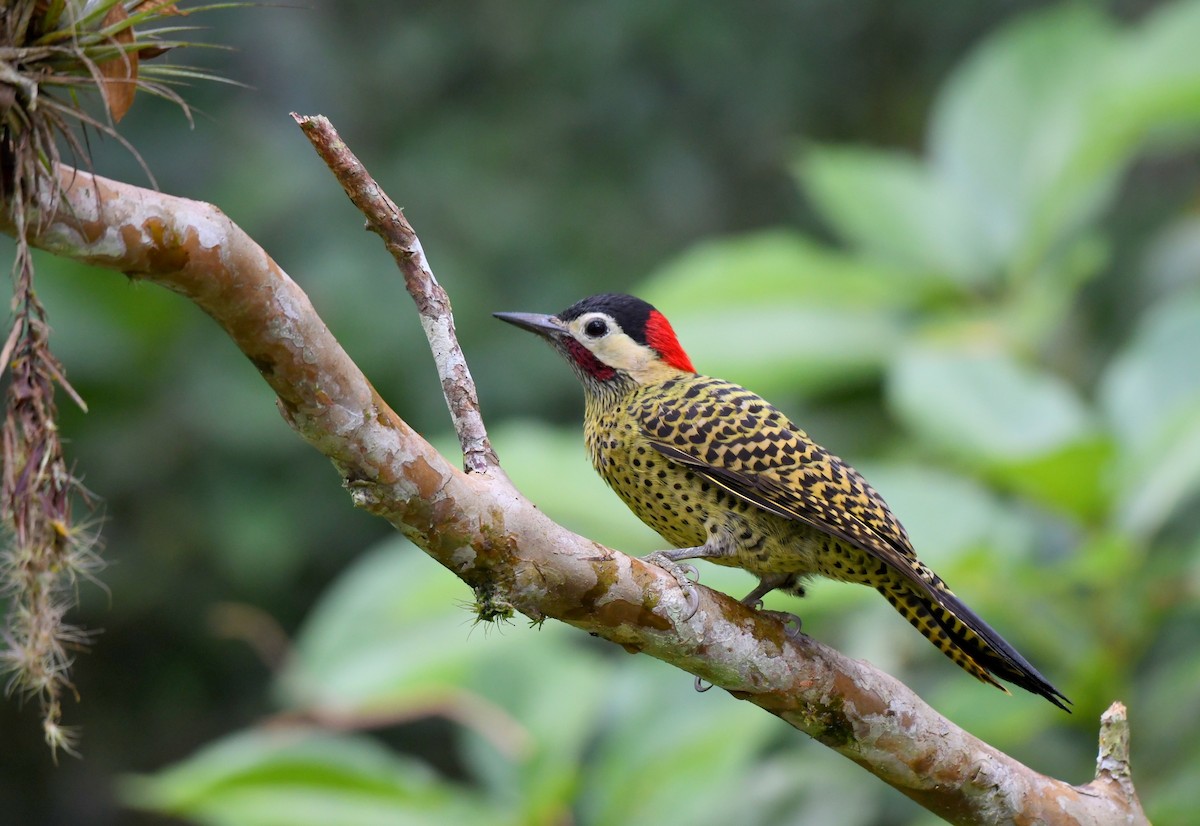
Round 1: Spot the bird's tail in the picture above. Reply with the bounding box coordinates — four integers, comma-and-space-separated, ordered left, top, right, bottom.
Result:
878, 576, 1071, 711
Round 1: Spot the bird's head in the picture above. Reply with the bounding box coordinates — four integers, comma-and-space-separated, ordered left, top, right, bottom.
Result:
494, 293, 695, 391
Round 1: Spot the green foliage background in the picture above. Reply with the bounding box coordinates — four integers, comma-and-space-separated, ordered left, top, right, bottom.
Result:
4, 2, 1200, 824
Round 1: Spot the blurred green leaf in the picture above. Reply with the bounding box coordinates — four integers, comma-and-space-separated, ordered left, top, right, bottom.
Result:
29, 249, 194, 384
638, 230, 921, 396
1109, 0, 1200, 145
929, 3, 1200, 280
929, 5, 1122, 275
122, 729, 488, 826
854, 463, 1023, 566
643, 230, 932, 307
459, 642, 612, 826
1099, 290, 1200, 453
796, 146, 991, 285
578, 665, 778, 826
1138, 617, 1200, 823
1142, 215, 1200, 299
1099, 290, 1200, 535
887, 343, 1108, 515
278, 539, 528, 713
888, 343, 1096, 460
1001, 232, 1109, 349
986, 438, 1112, 520
725, 748, 900, 826
668, 303, 903, 398
1113, 403, 1200, 537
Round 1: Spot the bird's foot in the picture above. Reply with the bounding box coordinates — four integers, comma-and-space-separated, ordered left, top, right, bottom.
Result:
741, 598, 803, 639
764, 610, 803, 638
643, 553, 701, 620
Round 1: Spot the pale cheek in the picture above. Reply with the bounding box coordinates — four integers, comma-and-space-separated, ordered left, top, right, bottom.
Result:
592, 340, 619, 361
594, 338, 651, 370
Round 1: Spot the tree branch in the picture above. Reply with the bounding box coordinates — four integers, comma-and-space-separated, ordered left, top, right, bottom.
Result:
290, 112, 497, 474
1, 149, 1147, 825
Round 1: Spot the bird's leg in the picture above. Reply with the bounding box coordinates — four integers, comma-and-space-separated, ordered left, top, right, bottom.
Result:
643, 539, 730, 621
740, 575, 803, 638
740, 575, 786, 606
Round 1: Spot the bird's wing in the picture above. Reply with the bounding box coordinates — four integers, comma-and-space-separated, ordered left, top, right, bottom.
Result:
636, 380, 933, 593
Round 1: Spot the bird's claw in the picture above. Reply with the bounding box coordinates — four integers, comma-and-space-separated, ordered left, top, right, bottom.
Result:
739, 591, 802, 638
644, 552, 701, 620
694, 676, 713, 693
760, 609, 803, 638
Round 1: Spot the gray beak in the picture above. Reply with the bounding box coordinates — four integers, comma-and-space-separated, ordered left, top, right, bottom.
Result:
493, 311, 567, 338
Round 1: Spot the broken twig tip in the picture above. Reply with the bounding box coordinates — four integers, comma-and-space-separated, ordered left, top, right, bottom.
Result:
1095, 700, 1132, 782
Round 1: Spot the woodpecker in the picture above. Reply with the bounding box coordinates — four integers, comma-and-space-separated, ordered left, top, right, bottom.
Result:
495, 293, 1069, 710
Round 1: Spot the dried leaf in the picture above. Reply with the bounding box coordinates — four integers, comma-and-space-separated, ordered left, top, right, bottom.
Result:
133, 0, 187, 15
137, 45, 175, 59
41, 355, 89, 414
133, 1, 187, 59
97, 4, 139, 123
0, 320, 23, 377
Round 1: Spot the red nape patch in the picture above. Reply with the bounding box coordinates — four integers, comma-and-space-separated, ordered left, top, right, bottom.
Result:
645, 310, 695, 373
565, 337, 617, 381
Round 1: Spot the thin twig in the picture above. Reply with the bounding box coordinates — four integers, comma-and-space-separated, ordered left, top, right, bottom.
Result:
291, 113, 498, 474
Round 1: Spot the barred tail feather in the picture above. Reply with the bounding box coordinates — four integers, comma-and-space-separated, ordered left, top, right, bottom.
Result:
880, 581, 1071, 711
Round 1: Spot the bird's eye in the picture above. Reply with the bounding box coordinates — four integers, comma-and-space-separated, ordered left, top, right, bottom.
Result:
584, 318, 608, 338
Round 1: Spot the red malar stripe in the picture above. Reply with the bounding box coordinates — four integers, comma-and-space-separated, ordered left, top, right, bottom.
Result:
565, 337, 616, 381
